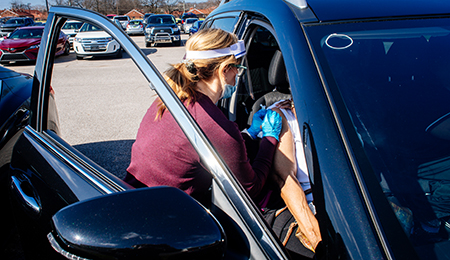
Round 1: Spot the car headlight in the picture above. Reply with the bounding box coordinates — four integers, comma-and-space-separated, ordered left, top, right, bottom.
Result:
27, 44, 40, 50
145, 27, 153, 34
173, 27, 179, 32
106, 37, 113, 42
74, 37, 81, 43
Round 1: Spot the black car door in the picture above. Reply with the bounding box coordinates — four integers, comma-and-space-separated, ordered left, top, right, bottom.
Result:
5, 6, 296, 260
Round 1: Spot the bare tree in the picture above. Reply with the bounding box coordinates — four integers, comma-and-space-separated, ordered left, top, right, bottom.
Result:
10, 0, 32, 10
161, 0, 179, 14
142, 0, 163, 13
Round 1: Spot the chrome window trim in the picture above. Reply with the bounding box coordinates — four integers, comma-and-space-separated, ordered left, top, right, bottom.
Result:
23, 126, 120, 198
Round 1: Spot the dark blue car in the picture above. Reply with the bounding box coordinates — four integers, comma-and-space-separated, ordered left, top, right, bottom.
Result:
0, 66, 32, 148
4, 0, 450, 259
144, 14, 181, 47
189, 20, 203, 36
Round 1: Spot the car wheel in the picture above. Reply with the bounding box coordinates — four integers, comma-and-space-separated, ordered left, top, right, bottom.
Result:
145, 41, 151, 47
115, 49, 122, 59
63, 42, 70, 55
76, 55, 83, 60
173, 40, 181, 46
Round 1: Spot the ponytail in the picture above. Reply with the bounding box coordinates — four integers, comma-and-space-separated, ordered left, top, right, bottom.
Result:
155, 28, 240, 119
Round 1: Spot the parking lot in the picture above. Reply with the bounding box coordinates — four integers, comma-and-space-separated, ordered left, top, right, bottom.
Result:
1, 33, 189, 176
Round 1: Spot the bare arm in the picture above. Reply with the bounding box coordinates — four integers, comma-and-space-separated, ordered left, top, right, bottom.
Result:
271, 107, 322, 250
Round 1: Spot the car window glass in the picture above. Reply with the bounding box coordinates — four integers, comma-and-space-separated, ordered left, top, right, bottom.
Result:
6, 19, 24, 25
0, 80, 4, 100
62, 22, 83, 30
209, 17, 238, 33
80, 23, 102, 32
9, 28, 43, 39
306, 18, 450, 256
48, 32, 154, 177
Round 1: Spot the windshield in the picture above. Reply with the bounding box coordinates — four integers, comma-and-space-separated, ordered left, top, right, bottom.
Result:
129, 20, 142, 25
79, 23, 103, 32
148, 16, 175, 24
62, 22, 83, 30
5, 18, 25, 25
306, 18, 450, 258
9, 28, 43, 39
114, 16, 129, 21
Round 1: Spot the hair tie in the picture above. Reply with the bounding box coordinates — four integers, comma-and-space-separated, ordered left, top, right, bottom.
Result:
182, 59, 197, 75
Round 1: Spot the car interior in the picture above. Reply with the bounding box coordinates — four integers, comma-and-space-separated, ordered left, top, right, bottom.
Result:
222, 26, 292, 130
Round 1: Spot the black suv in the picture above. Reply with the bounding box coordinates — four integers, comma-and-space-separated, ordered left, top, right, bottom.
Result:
144, 14, 181, 47
0, 17, 34, 37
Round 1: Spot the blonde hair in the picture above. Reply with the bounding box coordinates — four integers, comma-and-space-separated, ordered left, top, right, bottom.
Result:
156, 28, 240, 118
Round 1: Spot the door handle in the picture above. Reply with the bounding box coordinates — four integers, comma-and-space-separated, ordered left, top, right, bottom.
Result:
11, 175, 42, 215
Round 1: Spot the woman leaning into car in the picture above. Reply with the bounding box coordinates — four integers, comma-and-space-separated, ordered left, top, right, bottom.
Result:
124, 28, 321, 257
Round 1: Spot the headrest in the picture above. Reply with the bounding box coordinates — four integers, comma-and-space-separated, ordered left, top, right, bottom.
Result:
268, 50, 290, 94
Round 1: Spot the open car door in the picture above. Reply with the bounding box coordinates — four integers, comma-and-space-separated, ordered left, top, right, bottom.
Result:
5, 6, 289, 260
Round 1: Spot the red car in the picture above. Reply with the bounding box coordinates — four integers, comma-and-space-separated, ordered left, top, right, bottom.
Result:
0, 26, 69, 64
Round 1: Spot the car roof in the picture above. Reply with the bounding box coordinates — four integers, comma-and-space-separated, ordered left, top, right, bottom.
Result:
307, 0, 450, 21
9, 17, 30, 20
218, 0, 450, 23
16, 26, 45, 30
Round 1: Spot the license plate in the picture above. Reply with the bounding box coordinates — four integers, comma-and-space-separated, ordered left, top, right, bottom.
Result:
85, 46, 100, 50
155, 37, 171, 43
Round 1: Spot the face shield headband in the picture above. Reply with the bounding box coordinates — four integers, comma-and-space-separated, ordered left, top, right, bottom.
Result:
184, 40, 246, 60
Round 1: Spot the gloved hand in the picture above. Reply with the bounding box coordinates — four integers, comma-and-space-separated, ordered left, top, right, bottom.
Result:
261, 109, 282, 141
247, 109, 267, 139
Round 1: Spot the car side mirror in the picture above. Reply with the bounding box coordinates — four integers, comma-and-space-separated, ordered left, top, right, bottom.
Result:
48, 186, 226, 259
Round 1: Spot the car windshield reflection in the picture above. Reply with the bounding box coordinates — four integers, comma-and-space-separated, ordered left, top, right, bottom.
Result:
80, 23, 103, 32
311, 18, 450, 254
9, 28, 43, 39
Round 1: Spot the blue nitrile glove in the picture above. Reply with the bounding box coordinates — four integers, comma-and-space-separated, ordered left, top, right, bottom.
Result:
247, 109, 267, 139
261, 109, 282, 141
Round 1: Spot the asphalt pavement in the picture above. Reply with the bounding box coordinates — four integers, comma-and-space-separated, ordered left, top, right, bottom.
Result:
2, 34, 189, 178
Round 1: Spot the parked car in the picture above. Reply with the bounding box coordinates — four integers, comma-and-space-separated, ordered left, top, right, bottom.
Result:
112, 15, 130, 30
73, 23, 122, 59
0, 17, 34, 37
61, 20, 84, 48
126, 19, 144, 35
189, 20, 203, 36
0, 26, 69, 64
180, 12, 198, 23
4, 0, 450, 259
142, 13, 153, 27
144, 14, 181, 47
0, 17, 13, 25
182, 17, 199, 34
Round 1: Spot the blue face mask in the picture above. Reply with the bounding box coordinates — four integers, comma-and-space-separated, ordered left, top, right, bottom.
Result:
222, 84, 236, 99
221, 75, 238, 99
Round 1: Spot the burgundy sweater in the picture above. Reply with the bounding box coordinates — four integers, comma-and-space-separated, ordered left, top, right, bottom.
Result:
126, 93, 278, 203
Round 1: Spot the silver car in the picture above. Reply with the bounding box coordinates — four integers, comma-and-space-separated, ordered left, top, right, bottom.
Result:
182, 18, 198, 34
125, 20, 144, 35
112, 15, 130, 30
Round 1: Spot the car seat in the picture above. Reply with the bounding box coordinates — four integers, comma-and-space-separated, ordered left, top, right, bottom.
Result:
248, 50, 292, 125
